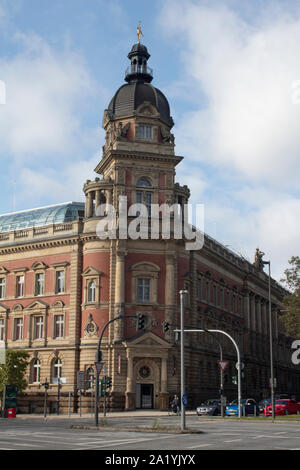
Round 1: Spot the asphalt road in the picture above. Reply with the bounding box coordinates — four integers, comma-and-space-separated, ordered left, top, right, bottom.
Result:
0, 414, 300, 452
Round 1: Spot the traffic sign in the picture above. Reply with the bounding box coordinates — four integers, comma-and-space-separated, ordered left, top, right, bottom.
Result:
77, 371, 85, 390
95, 361, 105, 374
217, 360, 229, 372
182, 394, 187, 407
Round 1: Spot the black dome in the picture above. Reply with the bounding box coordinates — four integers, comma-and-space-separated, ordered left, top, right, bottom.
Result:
108, 81, 173, 124
106, 43, 173, 126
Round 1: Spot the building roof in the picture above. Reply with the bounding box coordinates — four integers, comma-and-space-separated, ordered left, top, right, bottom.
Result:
0, 202, 85, 233
107, 42, 173, 126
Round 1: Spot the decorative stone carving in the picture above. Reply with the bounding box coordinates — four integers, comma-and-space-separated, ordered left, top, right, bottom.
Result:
84, 314, 98, 338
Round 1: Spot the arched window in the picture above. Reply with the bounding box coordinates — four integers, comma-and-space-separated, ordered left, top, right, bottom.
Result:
136, 177, 152, 215
136, 177, 152, 188
32, 359, 41, 383
88, 280, 96, 303
53, 358, 62, 380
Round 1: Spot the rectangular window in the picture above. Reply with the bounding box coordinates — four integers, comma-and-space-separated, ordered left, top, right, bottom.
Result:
34, 316, 44, 339
16, 275, 24, 298
138, 125, 152, 140
213, 285, 217, 305
56, 270, 65, 294
14, 318, 23, 340
35, 273, 45, 296
220, 288, 224, 308
0, 278, 5, 299
54, 315, 64, 338
206, 282, 210, 303
0, 318, 4, 341
145, 192, 152, 215
137, 278, 150, 302
197, 278, 202, 300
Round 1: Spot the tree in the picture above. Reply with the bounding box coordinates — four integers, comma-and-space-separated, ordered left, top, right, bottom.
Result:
0, 350, 30, 395
280, 256, 300, 337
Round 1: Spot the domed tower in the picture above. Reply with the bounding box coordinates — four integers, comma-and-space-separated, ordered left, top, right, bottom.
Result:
82, 38, 190, 412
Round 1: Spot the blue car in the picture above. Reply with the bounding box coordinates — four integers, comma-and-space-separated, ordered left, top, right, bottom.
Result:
225, 398, 259, 416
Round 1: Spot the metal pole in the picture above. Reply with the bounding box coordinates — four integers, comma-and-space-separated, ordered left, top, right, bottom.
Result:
180, 290, 188, 432
43, 382, 47, 419
267, 262, 275, 421
68, 392, 71, 418
103, 365, 107, 418
57, 378, 60, 416
181, 328, 242, 418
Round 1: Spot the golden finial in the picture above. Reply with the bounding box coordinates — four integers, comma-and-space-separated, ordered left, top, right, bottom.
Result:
137, 21, 143, 44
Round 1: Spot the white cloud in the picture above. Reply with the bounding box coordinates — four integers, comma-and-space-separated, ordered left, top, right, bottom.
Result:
158, 1, 300, 280
159, 1, 300, 185
0, 32, 105, 160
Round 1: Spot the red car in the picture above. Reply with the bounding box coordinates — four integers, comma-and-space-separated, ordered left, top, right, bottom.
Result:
264, 399, 300, 416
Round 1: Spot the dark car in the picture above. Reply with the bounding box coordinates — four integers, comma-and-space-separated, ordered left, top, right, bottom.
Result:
258, 398, 271, 414
197, 399, 221, 416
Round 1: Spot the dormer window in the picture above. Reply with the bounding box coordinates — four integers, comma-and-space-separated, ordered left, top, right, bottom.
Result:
138, 124, 152, 140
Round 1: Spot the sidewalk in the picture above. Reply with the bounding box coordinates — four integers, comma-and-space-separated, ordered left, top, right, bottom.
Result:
13, 409, 196, 420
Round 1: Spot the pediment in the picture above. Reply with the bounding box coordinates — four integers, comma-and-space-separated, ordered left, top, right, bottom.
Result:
52, 300, 65, 309
136, 102, 159, 117
31, 261, 48, 270
82, 266, 103, 277
25, 299, 49, 311
123, 331, 171, 349
0, 303, 9, 313
130, 262, 160, 273
0, 266, 9, 275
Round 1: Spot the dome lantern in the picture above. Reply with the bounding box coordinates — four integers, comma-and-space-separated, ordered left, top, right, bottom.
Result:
125, 43, 153, 84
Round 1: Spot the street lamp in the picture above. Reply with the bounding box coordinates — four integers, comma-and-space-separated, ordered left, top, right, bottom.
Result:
179, 290, 188, 432
263, 259, 275, 421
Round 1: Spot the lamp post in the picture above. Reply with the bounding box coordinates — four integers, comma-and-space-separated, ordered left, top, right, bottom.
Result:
179, 290, 188, 432
263, 259, 275, 421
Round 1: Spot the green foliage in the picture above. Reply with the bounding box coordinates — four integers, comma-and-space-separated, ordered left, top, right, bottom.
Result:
0, 350, 30, 395
280, 257, 300, 337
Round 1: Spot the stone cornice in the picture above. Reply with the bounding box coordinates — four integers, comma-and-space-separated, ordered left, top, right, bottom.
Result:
95, 149, 183, 174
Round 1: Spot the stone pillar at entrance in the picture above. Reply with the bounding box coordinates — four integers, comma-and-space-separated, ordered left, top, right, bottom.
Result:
125, 352, 135, 410
159, 356, 169, 410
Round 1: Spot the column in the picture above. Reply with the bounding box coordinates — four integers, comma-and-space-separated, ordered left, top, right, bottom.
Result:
165, 254, 175, 342
95, 190, 101, 214
125, 352, 135, 410
244, 292, 251, 330
159, 356, 169, 410
114, 252, 125, 342
250, 294, 256, 331
256, 297, 262, 334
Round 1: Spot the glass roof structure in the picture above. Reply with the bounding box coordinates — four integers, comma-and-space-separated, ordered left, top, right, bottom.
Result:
0, 202, 85, 233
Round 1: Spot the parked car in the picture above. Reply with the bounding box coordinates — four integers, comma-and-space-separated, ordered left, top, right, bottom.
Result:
258, 395, 290, 414
197, 399, 222, 416
258, 398, 271, 414
225, 398, 259, 416
264, 399, 300, 416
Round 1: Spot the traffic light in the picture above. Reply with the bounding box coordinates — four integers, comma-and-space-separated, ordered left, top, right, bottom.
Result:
105, 376, 112, 389
42, 382, 49, 390
162, 321, 169, 332
136, 314, 145, 330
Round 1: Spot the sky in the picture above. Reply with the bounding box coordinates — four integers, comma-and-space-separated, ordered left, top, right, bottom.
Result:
0, 0, 299, 282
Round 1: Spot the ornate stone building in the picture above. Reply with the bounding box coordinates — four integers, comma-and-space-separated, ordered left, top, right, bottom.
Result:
0, 41, 299, 413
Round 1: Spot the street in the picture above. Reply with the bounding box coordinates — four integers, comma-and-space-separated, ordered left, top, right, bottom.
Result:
0, 413, 300, 451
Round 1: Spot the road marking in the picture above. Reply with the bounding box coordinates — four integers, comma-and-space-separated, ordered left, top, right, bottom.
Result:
76, 434, 183, 450
224, 439, 242, 443
186, 444, 213, 449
